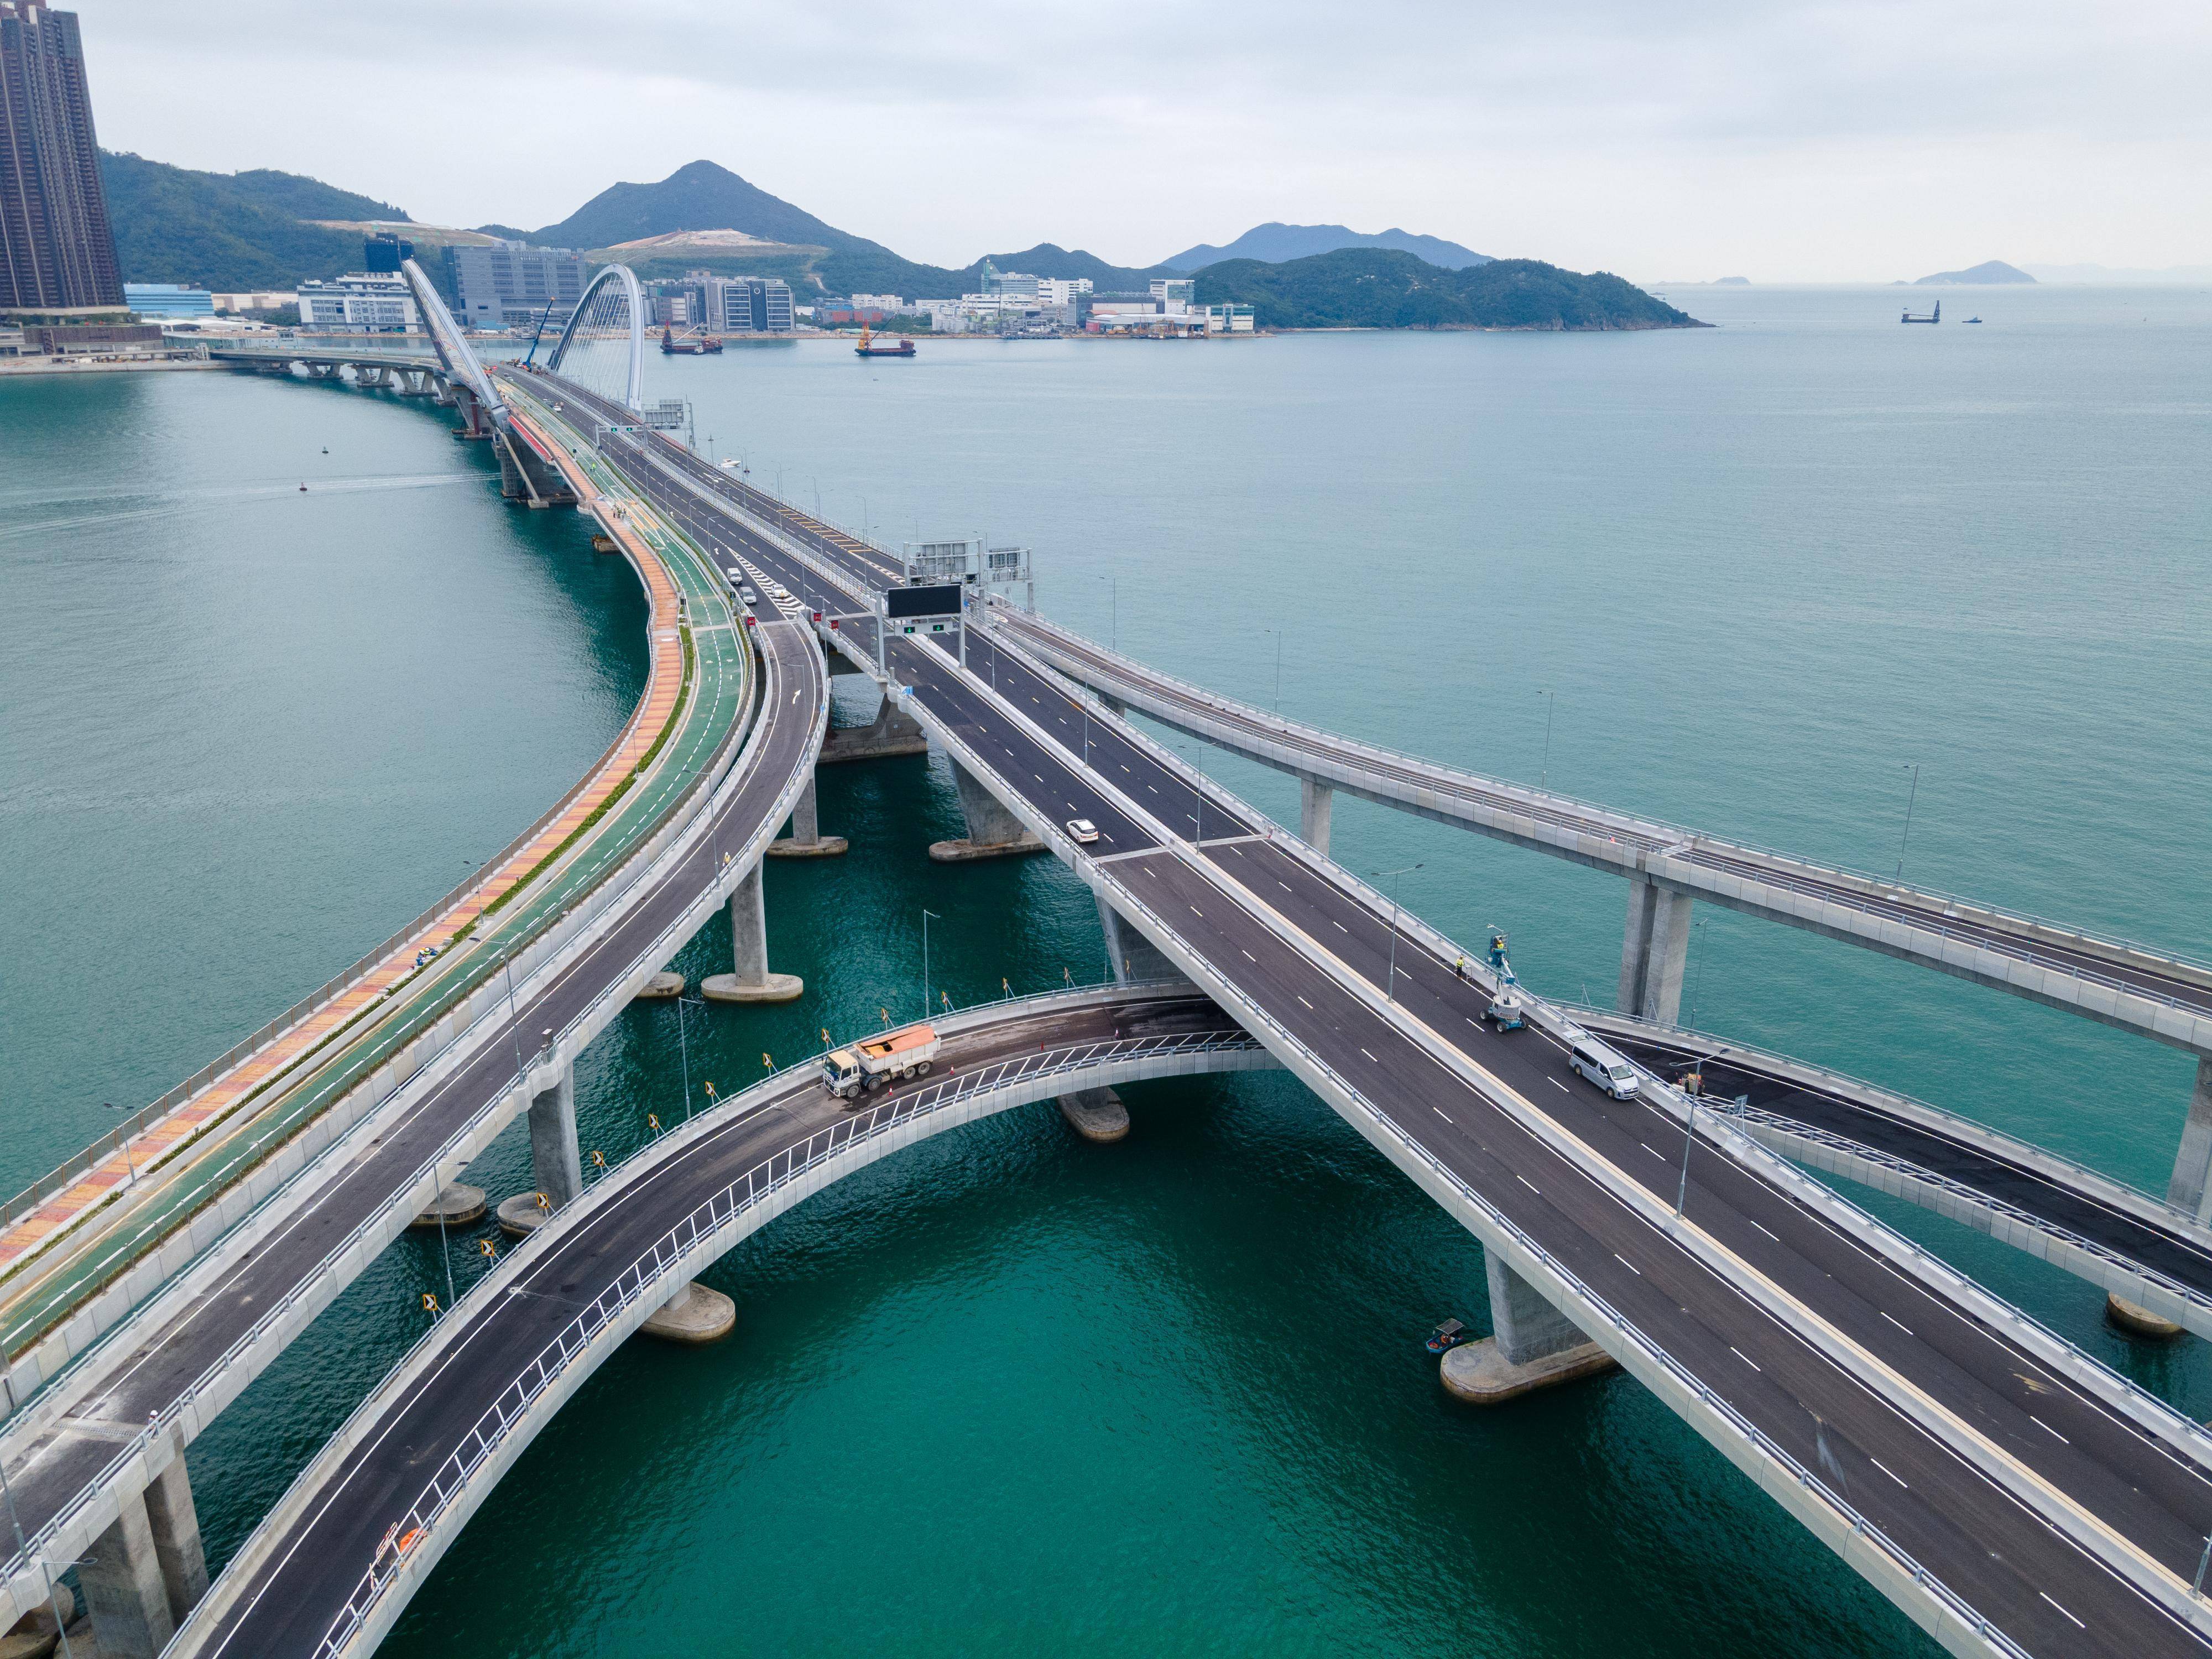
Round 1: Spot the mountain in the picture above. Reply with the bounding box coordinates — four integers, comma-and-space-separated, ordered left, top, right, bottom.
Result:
1164, 222, 1490, 273
970, 243, 1168, 290
97, 152, 389, 290
1192, 249, 1696, 331
1914, 260, 2035, 285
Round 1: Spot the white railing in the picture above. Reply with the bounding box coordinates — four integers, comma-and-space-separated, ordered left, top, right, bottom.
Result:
1001, 605, 2212, 989
303, 1025, 1260, 1656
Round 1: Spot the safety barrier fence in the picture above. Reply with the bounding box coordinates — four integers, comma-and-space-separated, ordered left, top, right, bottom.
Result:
0, 488, 681, 1241
305, 1025, 1261, 1656
998, 605, 2212, 993
0, 629, 781, 1599
1078, 868, 2036, 1659
0, 478, 785, 1606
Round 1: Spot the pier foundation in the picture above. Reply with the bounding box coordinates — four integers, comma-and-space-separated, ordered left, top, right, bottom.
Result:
640, 1280, 735, 1344
930, 760, 1045, 863
767, 776, 847, 858
702, 863, 802, 1003
1058, 1087, 1130, 1143
1441, 1258, 1616, 1404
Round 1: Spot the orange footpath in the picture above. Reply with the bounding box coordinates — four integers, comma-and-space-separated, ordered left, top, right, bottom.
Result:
0, 432, 683, 1271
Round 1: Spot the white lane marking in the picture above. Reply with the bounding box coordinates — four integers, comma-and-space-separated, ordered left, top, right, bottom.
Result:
1279, 881, 1292, 893
1748, 1218, 1781, 1243
1360, 1048, 1378, 1062
1550, 1079, 1568, 1093
1880, 1311, 1913, 1335
2030, 1415, 2069, 1444
1614, 1253, 1641, 1276
1333, 921, 1349, 932
1296, 995, 1314, 1010
1641, 1142, 1665, 1160
1189, 905, 1203, 918
1433, 1108, 1453, 1124
1516, 1175, 1541, 1194
2038, 1593, 2084, 1631
1871, 1458, 1908, 1488
1730, 1347, 1761, 1373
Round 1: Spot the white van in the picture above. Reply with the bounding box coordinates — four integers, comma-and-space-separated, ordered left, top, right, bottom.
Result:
1568, 1036, 1641, 1099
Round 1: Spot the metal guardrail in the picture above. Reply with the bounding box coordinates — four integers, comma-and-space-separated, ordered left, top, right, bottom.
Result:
1081, 867, 2031, 1659
304, 1025, 1261, 1656
1000, 606, 2212, 989
0, 578, 669, 1239
0, 619, 776, 1593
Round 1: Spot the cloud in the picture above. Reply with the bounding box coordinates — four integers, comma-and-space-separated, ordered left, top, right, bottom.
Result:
80, 0, 2212, 278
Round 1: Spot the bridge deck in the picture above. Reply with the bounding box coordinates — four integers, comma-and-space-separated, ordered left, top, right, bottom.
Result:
500, 373, 2212, 1658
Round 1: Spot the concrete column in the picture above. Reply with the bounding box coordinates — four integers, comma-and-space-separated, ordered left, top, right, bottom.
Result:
818, 685, 927, 764
1099, 894, 1181, 985
2166, 1056, 2212, 1217
81, 1486, 175, 1658
702, 863, 802, 1001
528, 1064, 582, 1210
767, 775, 847, 858
1299, 775, 1333, 857
1485, 1255, 1588, 1365
1101, 692, 1128, 718
1618, 877, 1693, 1024
930, 760, 1044, 863
143, 1455, 208, 1624
640, 1279, 735, 1344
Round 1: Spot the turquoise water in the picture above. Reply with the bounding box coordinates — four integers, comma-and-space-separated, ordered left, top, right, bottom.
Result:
9, 284, 2211, 1655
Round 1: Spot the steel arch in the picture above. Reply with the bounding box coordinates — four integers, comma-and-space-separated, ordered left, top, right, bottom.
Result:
546, 263, 647, 414
398, 259, 506, 427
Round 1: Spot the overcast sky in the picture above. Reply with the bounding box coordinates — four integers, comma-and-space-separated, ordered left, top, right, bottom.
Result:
81, 0, 2212, 280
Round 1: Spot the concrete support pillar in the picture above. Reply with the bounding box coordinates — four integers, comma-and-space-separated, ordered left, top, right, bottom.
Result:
768, 775, 847, 858
528, 1064, 582, 1210
1098, 894, 1181, 985
2165, 1056, 2212, 1218
702, 862, 803, 1001
1058, 1086, 1130, 1142
81, 1486, 175, 1658
1299, 775, 1333, 857
1439, 1256, 1619, 1404
640, 1279, 735, 1344
1617, 877, 1694, 1025
143, 1454, 208, 1625
1100, 692, 1128, 718
818, 685, 928, 764
930, 759, 1045, 863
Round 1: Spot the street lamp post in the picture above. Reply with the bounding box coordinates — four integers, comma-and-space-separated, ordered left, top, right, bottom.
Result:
922, 909, 941, 1020
1537, 691, 1556, 790
1895, 763, 1921, 883
1375, 863, 1423, 1000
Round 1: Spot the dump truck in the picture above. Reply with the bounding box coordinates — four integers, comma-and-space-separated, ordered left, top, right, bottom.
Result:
822, 1022, 941, 1100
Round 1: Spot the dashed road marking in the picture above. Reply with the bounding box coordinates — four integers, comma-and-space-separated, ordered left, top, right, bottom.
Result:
1614, 1253, 1641, 1275
1871, 1458, 1907, 1488
1880, 1311, 1913, 1335
1434, 1108, 1453, 1124
2038, 1593, 2083, 1631
1730, 1347, 1761, 1372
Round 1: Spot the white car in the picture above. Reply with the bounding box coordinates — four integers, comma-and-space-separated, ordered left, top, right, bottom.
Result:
1067, 818, 1100, 844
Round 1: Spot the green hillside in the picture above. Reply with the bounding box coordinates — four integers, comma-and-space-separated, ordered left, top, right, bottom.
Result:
97, 152, 390, 289
1192, 249, 1698, 330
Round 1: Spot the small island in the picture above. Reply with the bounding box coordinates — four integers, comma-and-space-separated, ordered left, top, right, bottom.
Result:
1193, 249, 1701, 331
1914, 259, 2036, 285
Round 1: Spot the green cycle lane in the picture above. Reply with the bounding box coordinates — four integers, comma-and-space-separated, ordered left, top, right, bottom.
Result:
0, 435, 759, 1362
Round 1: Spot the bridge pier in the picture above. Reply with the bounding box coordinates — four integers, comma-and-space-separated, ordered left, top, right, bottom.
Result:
1099, 894, 1179, 985
767, 776, 847, 857
1441, 1258, 1617, 1404
1100, 692, 1127, 718
702, 863, 803, 1002
931, 759, 1046, 863
640, 1279, 735, 1344
1058, 1086, 1130, 1142
1618, 875, 1693, 1025
2164, 1057, 2212, 1219
528, 1065, 583, 1211
1298, 775, 1333, 857
818, 683, 927, 764
80, 1455, 206, 1656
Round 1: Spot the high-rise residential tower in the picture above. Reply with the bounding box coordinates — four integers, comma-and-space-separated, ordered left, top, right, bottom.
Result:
0, 1, 123, 315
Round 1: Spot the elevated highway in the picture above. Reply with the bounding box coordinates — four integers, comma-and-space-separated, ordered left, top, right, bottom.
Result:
995, 607, 2212, 1210
174, 985, 1271, 1657
463, 373, 2212, 1658
0, 348, 829, 1649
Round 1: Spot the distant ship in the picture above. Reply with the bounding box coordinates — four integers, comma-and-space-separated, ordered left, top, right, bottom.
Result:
1964, 315, 1983, 324
660, 328, 723, 354
1901, 300, 1941, 324
855, 324, 915, 358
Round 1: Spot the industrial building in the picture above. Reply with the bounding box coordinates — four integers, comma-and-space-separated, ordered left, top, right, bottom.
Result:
448, 241, 589, 330
0, 1, 123, 316
296, 270, 419, 332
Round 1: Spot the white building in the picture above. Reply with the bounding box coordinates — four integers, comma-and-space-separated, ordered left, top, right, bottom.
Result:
296, 272, 419, 332
849, 293, 906, 312
211, 291, 297, 314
